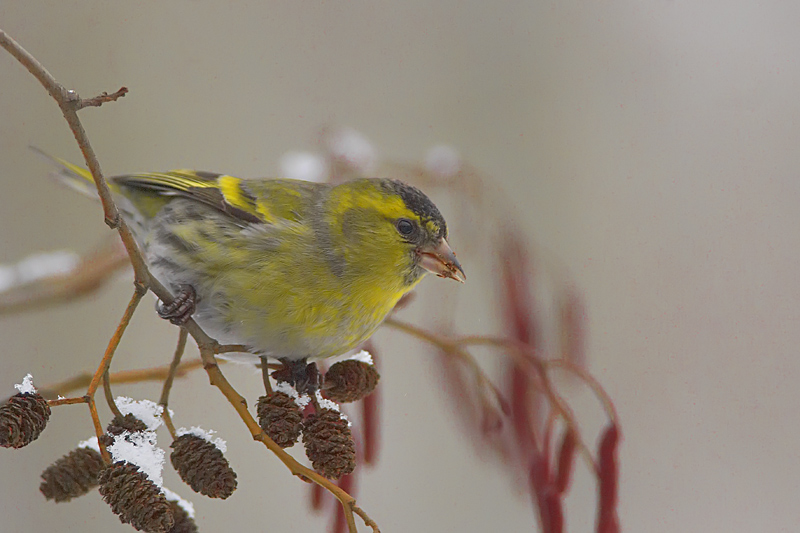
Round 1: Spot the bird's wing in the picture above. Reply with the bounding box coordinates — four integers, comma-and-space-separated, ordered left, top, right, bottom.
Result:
113, 170, 268, 225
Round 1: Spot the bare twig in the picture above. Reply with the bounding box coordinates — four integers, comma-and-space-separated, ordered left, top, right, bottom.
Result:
353, 505, 381, 533
47, 396, 87, 407
260, 356, 274, 395
75, 87, 128, 110
82, 286, 146, 462
34, 359, 205, 401
384, 317, 602, 473
102, 369, 123, 419
195, 340, 376, 532
0, 30, 150, 281
159, 328, 188, 439
0, 237, 129, 315
86, 397, 109, 462
86, 287, 146, 397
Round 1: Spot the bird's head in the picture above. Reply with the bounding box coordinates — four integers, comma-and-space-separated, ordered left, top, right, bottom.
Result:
330, 178, 465, 289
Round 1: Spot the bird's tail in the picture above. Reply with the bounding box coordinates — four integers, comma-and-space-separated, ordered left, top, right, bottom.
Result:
30, 146, 110, 199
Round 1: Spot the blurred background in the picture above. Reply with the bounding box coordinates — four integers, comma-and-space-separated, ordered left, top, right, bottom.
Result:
2, 1, 800, 531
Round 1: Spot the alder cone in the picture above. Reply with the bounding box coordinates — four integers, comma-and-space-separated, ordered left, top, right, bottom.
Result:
170, 434, 237, 499
257, 392, 303, 448
99, 413, 149, 447
40, 447, 106, 502
98, 461, 174, 533
324, 360, 380, 403
302, 408, 356, 479
166, 500, 198, 533
0, 392, 51, 448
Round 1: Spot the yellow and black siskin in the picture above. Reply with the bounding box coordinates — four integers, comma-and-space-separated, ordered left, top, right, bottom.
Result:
41, 153, 465, 376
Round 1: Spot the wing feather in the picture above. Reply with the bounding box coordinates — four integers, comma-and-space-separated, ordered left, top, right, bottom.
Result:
113, 171, 264, 224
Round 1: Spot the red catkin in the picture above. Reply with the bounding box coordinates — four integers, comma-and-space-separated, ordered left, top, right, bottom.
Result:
361, 343, 380, 465
529, 455, 563, 533
554, 428, 577, 494
543, 490, 564, 533
596, 423, 621, 533
499, 231, 544, 459
310, 482, 327, 512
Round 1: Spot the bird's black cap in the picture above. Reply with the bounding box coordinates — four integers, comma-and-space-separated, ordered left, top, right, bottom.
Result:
384, 179, 448, 239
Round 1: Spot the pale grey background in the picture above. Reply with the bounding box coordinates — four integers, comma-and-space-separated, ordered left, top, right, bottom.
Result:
2, 1, 800, 532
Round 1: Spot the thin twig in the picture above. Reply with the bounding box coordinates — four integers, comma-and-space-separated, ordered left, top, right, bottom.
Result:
384, 317, 601, 472
260, 356, 273, 395
0, 30, 151, 281
47, 396, 87, 407
159, 328, 188, 439
34, 359, 205, 401
102, 369, 123, 419
86, 397, 110, 462
384, 317, 511, 414
353, 505, 381, 533
83, 286, 146, 461
86, 286, 146, 397
197, 342, 376, 533
459, 334, 618, 424
215, 344, 250, 354
75, 87, 128, 110
0, 237, 129, 315
543, 359, 619, 423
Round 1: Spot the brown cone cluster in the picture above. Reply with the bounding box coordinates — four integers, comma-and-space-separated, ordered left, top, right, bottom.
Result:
0, 392, 51, 448
170, 434, 237, 499
40, 447, 105, 502
302, 408, 356, 479
257, 392, 303, 448
98, 461, 174, 533
323, 360, 380, 403
166, 500, 198, 533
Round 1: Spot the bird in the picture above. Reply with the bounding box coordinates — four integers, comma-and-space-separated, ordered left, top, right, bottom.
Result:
39, 151, 465, 390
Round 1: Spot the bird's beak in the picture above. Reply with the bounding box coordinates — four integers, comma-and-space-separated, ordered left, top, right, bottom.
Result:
418, 238, 466, 283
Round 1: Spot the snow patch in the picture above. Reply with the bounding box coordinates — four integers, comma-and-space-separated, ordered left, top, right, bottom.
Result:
162, 487, 195, 519
14, 373, 36, 394
176, 426, 227, 453
115, 397, 163, 431
107, 431, 165, 488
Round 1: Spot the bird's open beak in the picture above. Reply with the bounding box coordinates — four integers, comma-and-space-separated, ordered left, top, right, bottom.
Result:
418, 238, 466, 283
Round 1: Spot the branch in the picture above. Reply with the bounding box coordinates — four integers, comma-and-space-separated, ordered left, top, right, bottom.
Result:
0, 238, 129, 315
1, 28, 376, 533
0, 29, 149, 280
33, 359, 204, 401
75, 87, 128, 110
384, 317, 606, 473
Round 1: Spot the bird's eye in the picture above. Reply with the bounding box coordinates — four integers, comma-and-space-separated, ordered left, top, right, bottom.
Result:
396, 218, 417, 237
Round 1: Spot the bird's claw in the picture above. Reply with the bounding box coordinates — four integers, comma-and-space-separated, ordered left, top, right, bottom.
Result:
157, 284, 197, 325
272, 358, 320, 396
